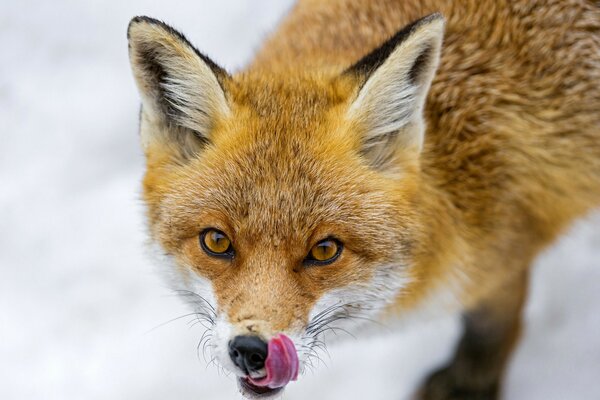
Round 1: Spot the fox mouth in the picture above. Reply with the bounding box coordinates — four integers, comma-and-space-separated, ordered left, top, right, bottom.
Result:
235, 334, 299, 399
238, 377, 283, 398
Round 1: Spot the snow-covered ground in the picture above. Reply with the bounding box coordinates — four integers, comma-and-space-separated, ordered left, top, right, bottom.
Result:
1, 1, 599, 399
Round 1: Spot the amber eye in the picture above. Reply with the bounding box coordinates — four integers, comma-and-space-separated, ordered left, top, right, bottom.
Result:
200, 229, 233, 257
306, 239, 342, 265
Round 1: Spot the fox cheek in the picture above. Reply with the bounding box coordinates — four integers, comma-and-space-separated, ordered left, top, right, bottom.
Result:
174, 272, 243, 375
211, 315, 245, 375
304, 264, 413, 339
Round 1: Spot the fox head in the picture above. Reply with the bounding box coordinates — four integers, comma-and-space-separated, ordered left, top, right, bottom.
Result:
128, 14, 450, 398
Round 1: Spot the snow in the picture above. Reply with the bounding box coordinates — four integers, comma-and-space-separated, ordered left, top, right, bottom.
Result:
1, 1, 599, 399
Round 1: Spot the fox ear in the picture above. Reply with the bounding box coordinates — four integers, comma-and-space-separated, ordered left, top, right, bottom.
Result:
127, 16, 230, 156
345, 13, 444, 169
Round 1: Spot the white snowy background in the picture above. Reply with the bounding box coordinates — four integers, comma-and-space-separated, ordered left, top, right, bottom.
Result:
1, 1, 599, 399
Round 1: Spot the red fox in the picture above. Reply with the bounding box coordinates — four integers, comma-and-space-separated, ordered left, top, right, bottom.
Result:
127, 1, 600, 398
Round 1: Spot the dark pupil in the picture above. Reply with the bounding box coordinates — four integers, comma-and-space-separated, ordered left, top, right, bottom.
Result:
318, 242, 332, 256
212, 232, 225, 245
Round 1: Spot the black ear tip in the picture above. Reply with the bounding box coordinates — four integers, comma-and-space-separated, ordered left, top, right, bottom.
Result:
128, 15, 157, 28
344, 12, 445, 78
127, 16, 172, 39
425, 12, 444, 22
418, 12, 446, 30
410, 13, 445, 33
130, 15, 153, 24
128, 15, 151, 38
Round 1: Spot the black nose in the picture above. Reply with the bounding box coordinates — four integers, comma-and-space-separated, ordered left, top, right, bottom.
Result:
228, 335, 268, 374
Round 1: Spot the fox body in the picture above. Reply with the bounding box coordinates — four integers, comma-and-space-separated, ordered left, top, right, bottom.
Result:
128, 1, 600, 398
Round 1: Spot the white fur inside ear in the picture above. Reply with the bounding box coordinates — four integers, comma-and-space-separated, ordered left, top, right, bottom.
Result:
348, 65, 419, 146
347, 17, 444, 159
160, 59, 230, 135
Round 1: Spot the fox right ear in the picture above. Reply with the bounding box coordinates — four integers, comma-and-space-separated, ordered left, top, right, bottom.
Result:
344, 14, 444, 170
127, 16, 230, 156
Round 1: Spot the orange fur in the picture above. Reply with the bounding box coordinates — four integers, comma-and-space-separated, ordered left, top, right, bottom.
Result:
128, 1, 600, 397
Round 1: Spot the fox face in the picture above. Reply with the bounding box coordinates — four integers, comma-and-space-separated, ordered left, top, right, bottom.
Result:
128, 14, 447, 398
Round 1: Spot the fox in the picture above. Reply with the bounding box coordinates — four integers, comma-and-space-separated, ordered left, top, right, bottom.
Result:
127, 0, 600, 399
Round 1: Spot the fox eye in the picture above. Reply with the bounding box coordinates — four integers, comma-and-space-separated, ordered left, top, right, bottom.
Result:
305, 239, 342, 265
200, 229, 234, 258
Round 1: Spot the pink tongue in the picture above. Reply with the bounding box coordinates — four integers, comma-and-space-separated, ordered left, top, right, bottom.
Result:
248, 334, 299, 389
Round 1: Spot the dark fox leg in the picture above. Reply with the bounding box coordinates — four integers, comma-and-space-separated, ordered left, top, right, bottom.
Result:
419, 270, 529, 400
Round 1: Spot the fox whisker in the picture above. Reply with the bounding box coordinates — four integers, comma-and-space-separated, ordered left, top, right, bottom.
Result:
144, 312, 199, 335
175, 289, 217, 317
299, 299, 384, 372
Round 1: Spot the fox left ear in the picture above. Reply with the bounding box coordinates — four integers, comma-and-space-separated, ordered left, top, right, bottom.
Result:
345, 13, 444, 169
127, 16, 230, 157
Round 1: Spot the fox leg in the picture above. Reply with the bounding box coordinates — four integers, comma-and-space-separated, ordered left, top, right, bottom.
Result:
419, 270, 529, 400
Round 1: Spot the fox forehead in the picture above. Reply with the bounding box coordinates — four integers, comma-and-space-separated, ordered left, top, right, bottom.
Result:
143, 75, 411, 252
227, 72, 352, 128
152, 131, 400, 250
